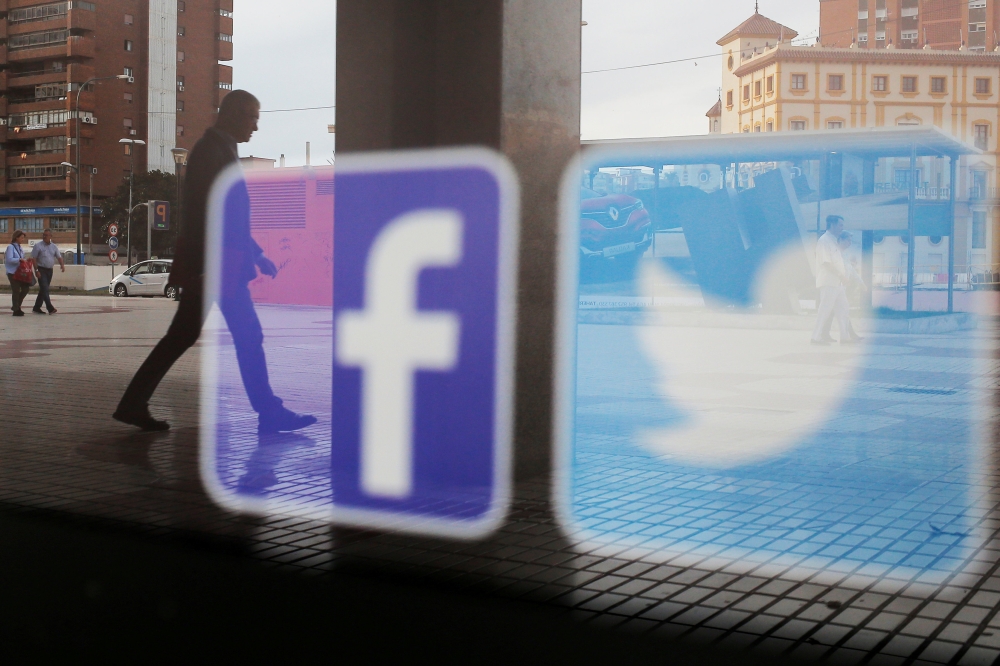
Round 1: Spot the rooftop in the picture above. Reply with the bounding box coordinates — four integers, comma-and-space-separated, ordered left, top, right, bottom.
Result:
717, 11, 798, 46
706, 99, 722, 117
734, 43, 1000, 76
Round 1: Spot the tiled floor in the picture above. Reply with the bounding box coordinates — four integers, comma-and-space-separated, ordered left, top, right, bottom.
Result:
1, 294, 999, 665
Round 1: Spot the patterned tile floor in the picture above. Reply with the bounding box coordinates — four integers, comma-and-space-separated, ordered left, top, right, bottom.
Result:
1, 295, 999, 665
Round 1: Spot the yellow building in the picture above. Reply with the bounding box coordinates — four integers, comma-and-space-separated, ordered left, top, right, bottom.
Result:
712, 11, 1000, 272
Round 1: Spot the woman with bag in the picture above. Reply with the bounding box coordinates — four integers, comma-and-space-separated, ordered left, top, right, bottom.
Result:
5, 230, 34, 316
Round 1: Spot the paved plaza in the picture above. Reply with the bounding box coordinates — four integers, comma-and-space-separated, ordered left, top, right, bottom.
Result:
2, 294, 1000, 664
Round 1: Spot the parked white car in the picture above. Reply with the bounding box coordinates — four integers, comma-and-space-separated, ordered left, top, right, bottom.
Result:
109, 260, 177, 299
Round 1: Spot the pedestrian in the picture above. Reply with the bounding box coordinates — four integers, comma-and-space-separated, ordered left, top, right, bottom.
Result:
30, 228, 65, 314
5, 230, 33, 317
834, 231, 866, 343
810, 215, 851, 345
114, 90, 316, 434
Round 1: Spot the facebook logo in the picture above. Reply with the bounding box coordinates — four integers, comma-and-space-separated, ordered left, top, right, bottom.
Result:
331, 149, 519, 537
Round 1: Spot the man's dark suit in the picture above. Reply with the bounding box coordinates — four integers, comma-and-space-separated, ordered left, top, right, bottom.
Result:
117, 127, 282, 416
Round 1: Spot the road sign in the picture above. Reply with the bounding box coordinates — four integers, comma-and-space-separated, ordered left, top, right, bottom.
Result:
108, 249, 118, 263
108, 236, 119, 250
108, 224, 119, 236
149, 200, 170, 231
200, 150, 519, 538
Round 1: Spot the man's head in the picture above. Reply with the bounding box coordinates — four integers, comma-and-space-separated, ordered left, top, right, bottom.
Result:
826, 215, 845, 235
42, 229, 52, 244
216, 90, 260, 143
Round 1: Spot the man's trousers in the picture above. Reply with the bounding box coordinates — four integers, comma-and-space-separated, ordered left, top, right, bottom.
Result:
812, 285, 850, 342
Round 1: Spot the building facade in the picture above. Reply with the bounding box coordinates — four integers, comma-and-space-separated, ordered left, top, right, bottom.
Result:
0, 0, 233, 257
820, 0, 1000, 51
711, 10, 1000, 274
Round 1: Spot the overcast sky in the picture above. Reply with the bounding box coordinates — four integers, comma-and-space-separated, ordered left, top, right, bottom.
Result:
230, 1, 818, 163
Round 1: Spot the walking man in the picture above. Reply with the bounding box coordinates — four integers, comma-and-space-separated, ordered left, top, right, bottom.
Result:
114, 90, 316, 434
30, 229, 65, 314
811, 215, 850, 345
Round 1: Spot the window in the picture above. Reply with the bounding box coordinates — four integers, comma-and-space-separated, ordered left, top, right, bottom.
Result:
766, 120, 774, 132
9, 3, 68, 24
124, 13, 133, 25
124, 67, 133, 78
123, 143, 132, 156
931, 77, 946, 93
219, 82, 233, 90
49, 217, 76, 232
902, 76, 917, 93
177, 51, 185, 62
791, 74, 806, 90
9, 29, 69, 50
973, 211, 987, 249
124, 40, 133, 51
753, 124, 761, 132
9, 217, 45, 232
177, 100, 185, 112
972, 170, 988, 199
975, 78, 991, 95
178, 0, 186, 11
894, 168, 921, 190
791, 120, 806, 130
974, 124, 989, 150
873, 76, 887, 92
123, 118, 132, 129
828, 75, 844, 91
176, 125, 185, 137
178, 26, 186, 37
743, 84, 750, 101
219, 8, 233, 17
218, 33, 233, 43
9, 166, 65, 182
124, 92, 133, 104
827, 120, 844, 129
726, 90, 733, 107
766, 76, 774, 94
753, 81, 761, 98
177, 77, 185, 91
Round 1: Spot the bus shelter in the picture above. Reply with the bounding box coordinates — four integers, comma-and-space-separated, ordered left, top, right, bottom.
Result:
582, 127, 980, 313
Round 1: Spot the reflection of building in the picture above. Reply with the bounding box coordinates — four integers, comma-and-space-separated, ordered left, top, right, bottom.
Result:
820, 0, 1000, 51
709, 9, 1000, 271
240, 156, 277, 170
0, 0, 234, 254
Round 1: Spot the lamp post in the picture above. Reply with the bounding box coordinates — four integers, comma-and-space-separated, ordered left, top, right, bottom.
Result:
62, 162, 96, 260
120, 138, 146, 267
75, 73, 131, 264
170, 148, 188, 246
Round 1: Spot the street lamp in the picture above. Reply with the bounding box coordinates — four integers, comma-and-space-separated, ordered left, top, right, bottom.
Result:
62, 161, 96, 260
75, 73, 131, 264
170, 148, 188, 242
120, 138, 146, 267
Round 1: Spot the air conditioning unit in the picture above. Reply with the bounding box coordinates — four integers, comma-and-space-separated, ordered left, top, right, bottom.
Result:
177, 85, 185, 92
129, 129, 137, 136
127, 76, 135, 84
81, 116, 96, 124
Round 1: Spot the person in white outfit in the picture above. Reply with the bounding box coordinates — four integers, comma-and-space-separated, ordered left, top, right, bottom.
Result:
811, 215, 851, 345
833, 231, 867, 343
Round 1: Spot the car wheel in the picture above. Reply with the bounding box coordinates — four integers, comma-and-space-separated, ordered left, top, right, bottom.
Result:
164, 285, 178, 300
114, 283, 128, 297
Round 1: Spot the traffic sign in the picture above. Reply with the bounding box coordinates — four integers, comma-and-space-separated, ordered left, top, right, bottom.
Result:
108, 224, 119, 236
108, 236, 119, 250
200, 150, 519, 538
108, 249, 118, 263
149, 200, 170, 231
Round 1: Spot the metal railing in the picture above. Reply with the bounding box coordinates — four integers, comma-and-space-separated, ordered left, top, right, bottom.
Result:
872, 263, 1000, 288
969, 186, 1000, 200
873, 183, 951, 200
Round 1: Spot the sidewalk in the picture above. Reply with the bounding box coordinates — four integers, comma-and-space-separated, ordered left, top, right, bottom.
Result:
1, 295, 999, 665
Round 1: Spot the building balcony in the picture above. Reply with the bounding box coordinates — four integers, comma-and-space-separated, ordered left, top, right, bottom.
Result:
969, 186, 999, 201
67, 8, 96, 32
67, 35, 95, 59
8, 15, 66, 36
0, 126, 8, 143
7, 178, 70, 195
10, 124, 71, 141
0, 98, 9, 117
7, 150, 68, 167
0, 71, 8, 92
8, 97, 72, 114
217, 39, 233, 62
8, 43, 70, 64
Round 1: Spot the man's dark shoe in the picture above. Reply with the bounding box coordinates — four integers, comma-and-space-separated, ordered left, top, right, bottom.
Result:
47, 308, 57, 314
31, 308, 44, 314
258, 408, 317, 434
12, 310, 24, 317
113, 409, 170, 432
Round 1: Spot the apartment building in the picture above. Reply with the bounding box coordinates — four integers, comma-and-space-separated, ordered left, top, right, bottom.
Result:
710, 10, 1000, 274
820, 0, 1000, 50
0, 0, 233, 255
